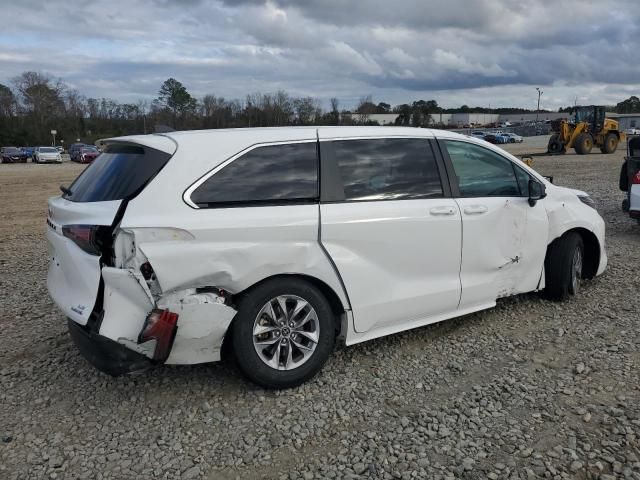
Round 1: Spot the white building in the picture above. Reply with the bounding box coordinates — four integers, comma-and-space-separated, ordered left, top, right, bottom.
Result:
607, 113, 640, 130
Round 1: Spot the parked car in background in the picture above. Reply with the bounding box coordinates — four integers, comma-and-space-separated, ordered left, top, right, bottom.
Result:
469, 131, 486, 139
22, 146, 35, 158
1, 146, 29, 163
55, 146, 65, 153
500, 132, 523, 143
626, 127, 640, 135
47, 126, 607, 388
77, 145, 100, 163
620, 136, 640, 224
33, 146, 63, 163
69, 143, 86, 162
483, 133, 509, 144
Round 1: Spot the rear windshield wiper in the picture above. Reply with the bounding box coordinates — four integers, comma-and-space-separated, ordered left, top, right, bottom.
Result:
60, 185, 72, 196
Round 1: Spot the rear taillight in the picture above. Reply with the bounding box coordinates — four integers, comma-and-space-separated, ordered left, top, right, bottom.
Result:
62, 225, 102, 255
632, 172, 640, 185
139, 309, 179, 362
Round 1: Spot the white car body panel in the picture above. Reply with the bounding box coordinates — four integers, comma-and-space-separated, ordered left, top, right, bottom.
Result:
100, 267, 154, 346
47, 197, 122, 324
455, 196, 548, 308
159, 292, 236, 365
46, 127, 608, 370
104, 134, 178, 155
320, 199, 462, 333
129, 204, 347, 304
630, 184, 640, 216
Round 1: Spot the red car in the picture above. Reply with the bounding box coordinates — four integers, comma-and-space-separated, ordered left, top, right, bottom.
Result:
78, 146, 100, 163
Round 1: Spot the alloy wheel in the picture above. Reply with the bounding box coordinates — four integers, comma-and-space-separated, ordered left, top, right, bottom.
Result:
252, 295, 320, 370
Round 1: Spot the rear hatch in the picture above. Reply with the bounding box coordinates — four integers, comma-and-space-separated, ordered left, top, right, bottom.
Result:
47, 138, 176, 325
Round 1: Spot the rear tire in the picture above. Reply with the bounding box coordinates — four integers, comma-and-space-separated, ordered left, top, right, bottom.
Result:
547, 134, 564, 154
574, 133, 593, 154
544, 232, 584, 301
600, 133, 618, 154
231, 278, 336, 389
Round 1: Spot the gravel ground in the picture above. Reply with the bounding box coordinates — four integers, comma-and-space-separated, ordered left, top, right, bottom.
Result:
1, 137, 639, 480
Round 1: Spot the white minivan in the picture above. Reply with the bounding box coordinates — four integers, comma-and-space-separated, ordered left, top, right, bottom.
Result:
47, 127, 607, 388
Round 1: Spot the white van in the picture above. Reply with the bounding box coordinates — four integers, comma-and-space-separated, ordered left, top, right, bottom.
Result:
47, 127, 606, 388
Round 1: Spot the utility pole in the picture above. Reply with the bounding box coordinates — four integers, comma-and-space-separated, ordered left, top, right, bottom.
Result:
536, 88, 543, 122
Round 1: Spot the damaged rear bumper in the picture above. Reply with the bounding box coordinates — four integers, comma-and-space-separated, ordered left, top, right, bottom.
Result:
68, 319, 152, 376
65, 266, 238, 374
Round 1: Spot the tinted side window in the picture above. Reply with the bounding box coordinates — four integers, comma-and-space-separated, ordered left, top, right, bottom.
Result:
443, 141, 520, 197
332, 138, 443, 201
191, 142, 318, 207
514, 165, 531, 196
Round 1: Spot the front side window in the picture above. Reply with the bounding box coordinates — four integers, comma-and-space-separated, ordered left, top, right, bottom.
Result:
443, 140, 520, 197
332, 138, 443, 201
514, 165, 532, 196
190, 142, 318, 207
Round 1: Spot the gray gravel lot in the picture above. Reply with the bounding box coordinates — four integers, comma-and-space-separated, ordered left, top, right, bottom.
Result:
1, 136, 639, 479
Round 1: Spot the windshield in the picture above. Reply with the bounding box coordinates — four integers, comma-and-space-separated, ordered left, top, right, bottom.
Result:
40, 147, 57, 153
64, 144, 172, 202
5, 147, 20, 154
82, 147, 98, 153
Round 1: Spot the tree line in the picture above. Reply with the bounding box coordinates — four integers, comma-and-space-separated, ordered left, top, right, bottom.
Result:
1, 71, 638, 147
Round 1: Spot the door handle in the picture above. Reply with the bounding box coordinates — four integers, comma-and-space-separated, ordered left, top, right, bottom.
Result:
463, 205, 488, 215
429, 206, 456, 216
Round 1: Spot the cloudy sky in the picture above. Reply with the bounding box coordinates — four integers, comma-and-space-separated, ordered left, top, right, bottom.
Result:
0, 0, 638, 110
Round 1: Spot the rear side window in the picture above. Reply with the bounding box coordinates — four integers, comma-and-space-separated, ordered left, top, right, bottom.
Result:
332, 138, 443, 201
64, 144, 172, 202
190, 142, 318, 207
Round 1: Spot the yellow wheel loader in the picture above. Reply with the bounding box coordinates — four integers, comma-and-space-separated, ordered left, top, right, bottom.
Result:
547, 105, 624, 155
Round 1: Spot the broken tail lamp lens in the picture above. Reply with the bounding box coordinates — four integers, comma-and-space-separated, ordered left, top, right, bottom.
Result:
62, 225, 102, 255
139, 309, 178, 362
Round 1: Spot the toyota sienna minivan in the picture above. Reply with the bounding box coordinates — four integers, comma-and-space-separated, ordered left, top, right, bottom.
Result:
47, 127, 607, 388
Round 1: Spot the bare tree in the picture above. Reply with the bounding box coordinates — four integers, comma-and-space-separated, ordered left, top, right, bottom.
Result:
0, 84, 17, 118
293, 97, 321, 125
330, 97, 340, 124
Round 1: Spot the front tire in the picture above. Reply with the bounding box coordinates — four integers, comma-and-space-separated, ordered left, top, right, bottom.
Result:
547, 134, 564, 154
231, 278, 336, 389
544, 232, 584, 301
574, 133, 593, 154
600, 133, 618, 154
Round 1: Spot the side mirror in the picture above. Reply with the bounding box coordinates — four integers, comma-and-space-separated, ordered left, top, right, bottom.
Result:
528, 179, 546, 207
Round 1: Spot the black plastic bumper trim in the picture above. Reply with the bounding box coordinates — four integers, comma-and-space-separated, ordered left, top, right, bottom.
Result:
68, 319, 152, 376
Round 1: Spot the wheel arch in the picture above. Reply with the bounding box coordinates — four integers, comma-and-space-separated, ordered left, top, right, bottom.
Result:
222, 273, 349, 359
548, 227, 600, 279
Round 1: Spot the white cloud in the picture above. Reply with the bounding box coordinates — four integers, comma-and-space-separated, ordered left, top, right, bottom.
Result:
0, 0, 637, 109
